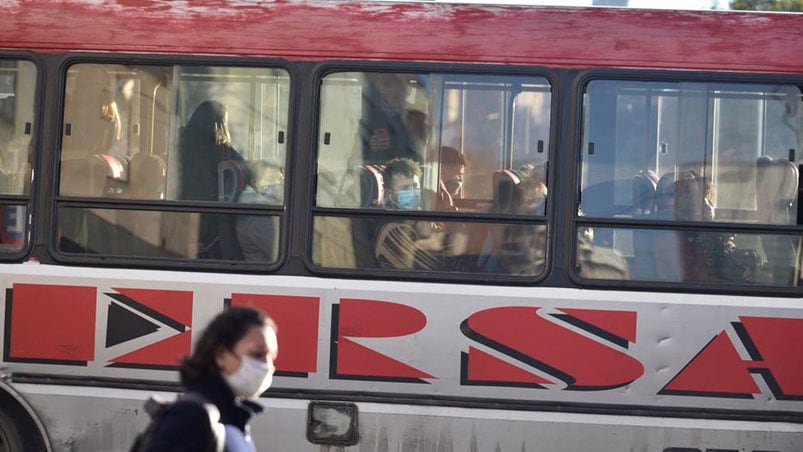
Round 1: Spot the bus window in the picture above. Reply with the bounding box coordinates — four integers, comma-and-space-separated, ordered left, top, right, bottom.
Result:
58, 63, 290, 263
313, 71, 551, 277
577, 80, 802, 286
0, 60, 35, 254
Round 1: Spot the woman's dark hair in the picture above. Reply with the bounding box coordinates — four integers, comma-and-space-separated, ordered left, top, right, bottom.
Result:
179, 307, 274, 385
181, 100, 229, 148
178, 100, 236, 201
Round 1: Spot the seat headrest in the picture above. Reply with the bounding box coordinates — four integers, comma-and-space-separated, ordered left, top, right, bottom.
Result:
95, 154, 129, 181
756, 157, 799, 224
632, 172, 657, 216
493, 169, 521, 213
358, 164, 385, 207
218, 159, 249, 203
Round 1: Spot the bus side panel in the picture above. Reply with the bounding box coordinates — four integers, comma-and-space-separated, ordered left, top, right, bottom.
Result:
1, 266, 801, 451
15, 385, 803, 452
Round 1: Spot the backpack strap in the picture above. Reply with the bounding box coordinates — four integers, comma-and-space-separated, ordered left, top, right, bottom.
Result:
176, 392, 226, 452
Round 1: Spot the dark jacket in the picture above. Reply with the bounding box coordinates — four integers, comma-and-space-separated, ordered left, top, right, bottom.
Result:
146, 373, 263, 452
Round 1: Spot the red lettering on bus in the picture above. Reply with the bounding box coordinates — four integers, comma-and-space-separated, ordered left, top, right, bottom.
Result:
463, 346, 554, 387
461, 307, 643, 390
6, 283, 97, 365
231, 293, 320, 375
662, 317, 803, 399
740, 317, 803, 399
333, 298, 434, 381
107, 288, 193, 369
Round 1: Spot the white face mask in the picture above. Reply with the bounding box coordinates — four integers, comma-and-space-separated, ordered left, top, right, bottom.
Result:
223, 355, 273, 398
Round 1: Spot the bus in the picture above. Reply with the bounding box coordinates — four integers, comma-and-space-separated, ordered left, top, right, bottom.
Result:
1, 1, 801, 451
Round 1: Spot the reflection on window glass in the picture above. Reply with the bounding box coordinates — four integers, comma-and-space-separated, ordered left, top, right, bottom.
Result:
578, 79, 803, 288
61, 63, 289, 202
58, 207, 280, 263
59, 64, 289, 261
577, 227, 802, 287
315, 72, 551, 215
0, 60, 35, 196
313, 216, 547, 277
0, 204, 26, 254
580, 80, 801, 225
313, 71, 551, 277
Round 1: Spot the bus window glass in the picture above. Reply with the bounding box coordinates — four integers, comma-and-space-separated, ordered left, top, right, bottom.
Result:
313, 216, 547, 276
61, 64, 289, 203
578, 80, 803, 286
58, 207, 280, 262
0, 60, 35, 196
578, 227, 803, 286
58, 63, 289, 263
314, 71, 551, 277
0, 60, 35, 255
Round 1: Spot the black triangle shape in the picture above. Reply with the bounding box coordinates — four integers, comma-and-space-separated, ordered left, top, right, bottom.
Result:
105, 302, 160, 348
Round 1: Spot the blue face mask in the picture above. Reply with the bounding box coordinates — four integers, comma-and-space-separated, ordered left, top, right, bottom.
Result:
395, 189, 421, 210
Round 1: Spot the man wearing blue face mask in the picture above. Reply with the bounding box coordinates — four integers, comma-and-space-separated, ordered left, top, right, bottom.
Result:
375, 158, 452, 270
383, 158, 422, 211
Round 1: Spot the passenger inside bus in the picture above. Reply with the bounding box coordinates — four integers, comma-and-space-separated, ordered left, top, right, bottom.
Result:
374, 157, 452, 270
99, 86, 122, 154
644, 169, 769, 284
439, 146, 467, 201
179, 100, 243, 202
361, 74, 421, 164
495, 178, 548, 275
179, 100, 244, 259
404, 108, 429, 158
236, 160, 283, 262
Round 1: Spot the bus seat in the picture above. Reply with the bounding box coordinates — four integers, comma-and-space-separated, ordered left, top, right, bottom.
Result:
518, 161, 548, 184
630, 171, 658, 279
756, 157, 798, 225
579, 179, 633, 218
756, 157, 799, 285
218, 159, 250, 203
95, 154, 129, 198
654, 172, 675, 219
129, 152, 166, 200
632, 171, 657, 216
344, 164, 386, 269
60, 154, 127, 197
357, 163, 385, 208
97, 153, 128, 181
492, 169, 521, 213
215, 159, 249, 261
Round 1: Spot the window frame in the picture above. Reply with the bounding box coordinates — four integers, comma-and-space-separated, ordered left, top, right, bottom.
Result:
569, 69, 803, 296
305, 61, 559, 284
0, 53, 42, 262
50, 53, 296, 272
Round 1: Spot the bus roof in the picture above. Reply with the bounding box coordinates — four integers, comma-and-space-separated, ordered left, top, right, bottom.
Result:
2, 1, 803, 74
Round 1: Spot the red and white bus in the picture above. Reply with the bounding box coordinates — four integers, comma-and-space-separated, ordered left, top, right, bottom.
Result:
1, 1, 801, 451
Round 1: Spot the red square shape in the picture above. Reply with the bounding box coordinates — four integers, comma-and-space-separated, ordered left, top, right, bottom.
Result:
9, 283, 97, 363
